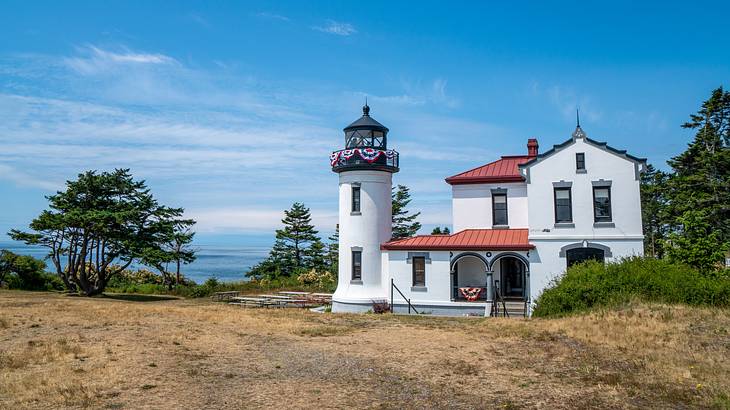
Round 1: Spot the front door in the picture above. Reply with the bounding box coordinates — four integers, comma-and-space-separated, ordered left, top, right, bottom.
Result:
500, 258, 524, 298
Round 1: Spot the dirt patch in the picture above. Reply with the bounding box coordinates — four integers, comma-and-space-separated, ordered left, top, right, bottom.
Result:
0, 291, 728, 409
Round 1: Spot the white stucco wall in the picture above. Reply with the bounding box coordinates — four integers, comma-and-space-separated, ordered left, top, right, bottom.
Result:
452, 182, 528, 232
524, 137, 644, 240
332, 170, 393, 309
528, 238, 645, 303
386, 250, 452, 304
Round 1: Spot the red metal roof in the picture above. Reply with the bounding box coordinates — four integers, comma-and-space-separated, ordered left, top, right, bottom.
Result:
445, 155, 532, 185
381, 229, 534, 251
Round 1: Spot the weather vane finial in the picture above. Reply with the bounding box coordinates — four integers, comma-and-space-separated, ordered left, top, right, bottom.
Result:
576, 108, 580, 127
363, 96, 370, 116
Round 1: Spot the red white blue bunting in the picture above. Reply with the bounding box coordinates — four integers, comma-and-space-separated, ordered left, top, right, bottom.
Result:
330, 149, 397, 166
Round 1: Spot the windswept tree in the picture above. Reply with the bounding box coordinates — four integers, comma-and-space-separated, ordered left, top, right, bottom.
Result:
392, 184, 422, 239
9, 169, 195, 296
140, 222, 197, 289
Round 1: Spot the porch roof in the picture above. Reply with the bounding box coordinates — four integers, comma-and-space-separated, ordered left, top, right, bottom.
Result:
381, 228, 534, 251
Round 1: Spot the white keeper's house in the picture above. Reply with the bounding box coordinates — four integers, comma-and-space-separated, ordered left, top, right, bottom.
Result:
330, 104, 647, 316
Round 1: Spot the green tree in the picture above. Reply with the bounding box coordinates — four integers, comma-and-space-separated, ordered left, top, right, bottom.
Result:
9, 169, 191, 296
431, 226, 450, 235
326, 225, 339, 273
305, 238, 328, 272
392, 184, 422, 239
665, 210, 728, 273
275, 202, 319, 271
666, 87, 730, 245
140, 222, 197, 289
640, 164, 671, 258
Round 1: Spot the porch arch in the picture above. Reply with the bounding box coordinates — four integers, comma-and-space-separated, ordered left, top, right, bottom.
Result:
449, 252, 488, 271
487, 252, 530, 272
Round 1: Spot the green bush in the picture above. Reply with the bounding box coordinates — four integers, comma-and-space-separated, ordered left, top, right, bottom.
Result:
533, 257, 730, 317
0, 250, 64, 291
106, 272, 337, 298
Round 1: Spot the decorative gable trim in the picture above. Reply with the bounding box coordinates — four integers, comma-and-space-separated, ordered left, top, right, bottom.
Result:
519, 132, 647, 181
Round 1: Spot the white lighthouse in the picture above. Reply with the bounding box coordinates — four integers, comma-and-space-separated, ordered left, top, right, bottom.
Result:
330, 104, 399, 313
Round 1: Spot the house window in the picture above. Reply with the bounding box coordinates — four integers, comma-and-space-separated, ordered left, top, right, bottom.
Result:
576, 153, 585, 171
412, 256, 425, 287
351, 186, 361, 213
554, 188, 573, 223
492, 194, 508, 226
593, 187, 612, 222
351, 250, 362, 280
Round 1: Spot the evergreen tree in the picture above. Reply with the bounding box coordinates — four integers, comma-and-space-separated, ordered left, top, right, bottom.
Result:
431, 226, 451, 235
326, 225, 339, 273
275, 202, 319, 270
640, 164, 671, 258
665, 210, 728, 273
305, 238, 328, 271
666, 87, 730, 245
392, 184, 422, 239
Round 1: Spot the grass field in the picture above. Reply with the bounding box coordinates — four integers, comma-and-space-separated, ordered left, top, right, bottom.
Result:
1, 291, 728, 409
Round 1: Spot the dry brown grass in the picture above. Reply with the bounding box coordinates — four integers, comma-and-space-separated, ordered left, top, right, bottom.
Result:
0, 290, 728, 409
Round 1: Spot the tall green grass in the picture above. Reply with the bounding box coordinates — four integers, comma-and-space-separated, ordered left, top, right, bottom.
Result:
533, 257, 730, 317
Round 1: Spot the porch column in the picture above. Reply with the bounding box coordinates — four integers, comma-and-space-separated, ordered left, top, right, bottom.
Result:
485, 270, 494, 302
525, 268, 531, 316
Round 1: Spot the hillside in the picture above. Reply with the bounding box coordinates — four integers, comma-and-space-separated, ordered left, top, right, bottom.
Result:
1, 291, 728, 409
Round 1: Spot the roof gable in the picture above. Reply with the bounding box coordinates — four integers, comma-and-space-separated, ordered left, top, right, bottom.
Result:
519, 127, 647, 172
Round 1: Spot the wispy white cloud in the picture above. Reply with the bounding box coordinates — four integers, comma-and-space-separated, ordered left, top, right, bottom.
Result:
530, 81, 602, 125
313, 20, 356, 36
0, 164, 61, 191
0, 44, 508, 235
63, 45, 178, 75
255, 12, 290, 22
188, 207, 337, 233
187, 12, 211, 28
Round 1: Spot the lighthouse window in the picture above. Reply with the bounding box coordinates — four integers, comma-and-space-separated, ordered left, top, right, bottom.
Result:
351, 186, 361, 213
351, 250, 362, 280
412, 256, 426, 286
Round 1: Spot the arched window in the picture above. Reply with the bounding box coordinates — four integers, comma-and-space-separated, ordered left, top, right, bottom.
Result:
565, 247, 605, 268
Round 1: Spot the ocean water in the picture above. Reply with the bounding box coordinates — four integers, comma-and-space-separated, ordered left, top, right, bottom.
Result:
0, 241, 269, 284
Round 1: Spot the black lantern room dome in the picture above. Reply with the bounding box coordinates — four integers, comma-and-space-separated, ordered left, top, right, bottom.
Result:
330, 104, 399, 173
344, 104, 389, 149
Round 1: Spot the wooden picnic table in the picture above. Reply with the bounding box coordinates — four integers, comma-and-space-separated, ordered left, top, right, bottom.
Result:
257, 294, 293, 299
212, 291, 241, 301
230, 297, 285, 308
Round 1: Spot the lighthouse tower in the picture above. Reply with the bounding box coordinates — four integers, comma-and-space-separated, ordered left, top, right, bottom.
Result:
330, 104, 399, 313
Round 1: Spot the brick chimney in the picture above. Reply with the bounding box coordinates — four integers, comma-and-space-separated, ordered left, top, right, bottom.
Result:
527, 138, 539, 157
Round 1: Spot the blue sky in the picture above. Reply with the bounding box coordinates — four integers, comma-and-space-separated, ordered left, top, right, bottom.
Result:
1, 1, 728, 246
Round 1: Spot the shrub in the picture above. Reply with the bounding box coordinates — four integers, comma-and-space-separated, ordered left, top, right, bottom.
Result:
533, 257, 730, 317
371, 300, 390, 314
0, 250, 63, 291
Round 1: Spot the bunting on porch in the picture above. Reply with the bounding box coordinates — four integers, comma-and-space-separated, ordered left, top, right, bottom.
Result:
459, 287, 483, 302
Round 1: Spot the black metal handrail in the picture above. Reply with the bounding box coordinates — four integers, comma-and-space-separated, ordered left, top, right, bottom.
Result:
390, 278, 419, 314
492, 287, 509, 318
